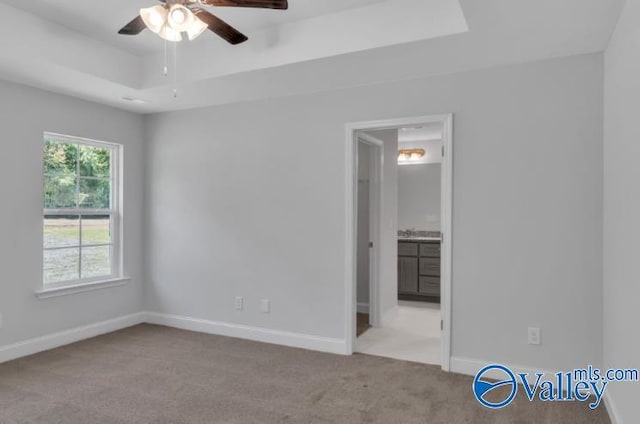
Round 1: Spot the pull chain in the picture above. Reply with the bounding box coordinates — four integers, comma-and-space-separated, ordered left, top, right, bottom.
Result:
173, 40, 178, 98
163, 38, 168, 77
160, 33, 178, 98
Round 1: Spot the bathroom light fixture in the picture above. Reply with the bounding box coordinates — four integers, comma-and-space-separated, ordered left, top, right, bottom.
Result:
398, 148, 426, 161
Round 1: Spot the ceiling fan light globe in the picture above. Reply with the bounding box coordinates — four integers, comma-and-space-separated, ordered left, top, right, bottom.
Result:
167, 4, 195, 32
187, 17, 209, 41
159, 25, 183, 42
171, 9, 186, 24
150, 13, 164, 27
140, 5, 167, 34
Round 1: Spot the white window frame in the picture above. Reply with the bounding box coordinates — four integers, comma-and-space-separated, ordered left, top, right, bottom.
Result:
41, 132, 124, 293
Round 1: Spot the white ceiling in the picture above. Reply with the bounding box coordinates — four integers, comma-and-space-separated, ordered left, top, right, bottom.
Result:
399, 124, 443, 144
0, 0, 625, 113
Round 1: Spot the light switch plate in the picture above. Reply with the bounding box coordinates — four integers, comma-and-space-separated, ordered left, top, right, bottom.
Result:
260, 299, 270, 314
234, 297, 243, 311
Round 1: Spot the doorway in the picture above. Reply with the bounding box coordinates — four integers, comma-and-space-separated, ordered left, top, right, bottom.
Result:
346, 115, 453, 371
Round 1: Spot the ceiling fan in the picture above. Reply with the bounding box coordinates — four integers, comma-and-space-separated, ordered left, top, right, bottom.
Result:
118, 0, 289, 45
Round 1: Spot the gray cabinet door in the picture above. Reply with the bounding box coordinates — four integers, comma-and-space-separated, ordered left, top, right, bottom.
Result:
398, 257, 419, 294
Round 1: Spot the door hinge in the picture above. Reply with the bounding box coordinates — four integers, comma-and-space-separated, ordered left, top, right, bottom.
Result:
441, 320, 444, 331
442, 146, 445, 157
369, 241, 374, 248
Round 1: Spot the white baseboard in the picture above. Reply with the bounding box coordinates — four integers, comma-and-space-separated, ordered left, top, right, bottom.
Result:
0, 312, 145, 364
450, 356, 560, 380
143, 311, 348, 355
357, 302, 370, 314
604, 392, 621, 424
0, 311, 348, 364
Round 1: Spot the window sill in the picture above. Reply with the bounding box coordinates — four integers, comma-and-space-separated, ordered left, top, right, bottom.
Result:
35, 277, 131, 300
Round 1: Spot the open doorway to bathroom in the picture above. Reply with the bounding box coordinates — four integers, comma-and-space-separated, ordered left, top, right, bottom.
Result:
347, 115, 452, 370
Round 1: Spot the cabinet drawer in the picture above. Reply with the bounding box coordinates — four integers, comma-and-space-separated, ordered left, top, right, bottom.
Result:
419, 243, 441, 257
398, 242, 418, 256
419, 258, 441, 276
419, 277, 441, 296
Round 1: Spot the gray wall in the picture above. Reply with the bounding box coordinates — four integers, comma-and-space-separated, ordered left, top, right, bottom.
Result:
604, 0, 640, 420
0, 80, 145, 346
145, 53, 604, 372
398, 164, 442, 231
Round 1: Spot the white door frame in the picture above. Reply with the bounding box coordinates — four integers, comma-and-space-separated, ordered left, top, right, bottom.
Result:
344, 114, 453, 372
356, 132, 384, 328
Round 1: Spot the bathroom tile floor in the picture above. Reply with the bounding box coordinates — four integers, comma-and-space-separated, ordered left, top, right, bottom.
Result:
355, 301, 441, 365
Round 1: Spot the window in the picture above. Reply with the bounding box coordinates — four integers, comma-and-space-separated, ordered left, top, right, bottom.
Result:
42, 133, 122, 289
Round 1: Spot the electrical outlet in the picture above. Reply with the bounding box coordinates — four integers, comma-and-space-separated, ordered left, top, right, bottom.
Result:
528, 327, 541, 345
234, 296, 244, 311
260, 299, 270, 314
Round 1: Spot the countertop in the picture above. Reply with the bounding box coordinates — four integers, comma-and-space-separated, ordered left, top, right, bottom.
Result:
398, 237, 441, 242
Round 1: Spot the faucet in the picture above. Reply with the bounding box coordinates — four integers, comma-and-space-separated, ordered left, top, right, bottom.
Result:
399, 228, 417, 238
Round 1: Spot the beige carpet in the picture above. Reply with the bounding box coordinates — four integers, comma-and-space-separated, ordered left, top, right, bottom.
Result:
0, 324, 610, 424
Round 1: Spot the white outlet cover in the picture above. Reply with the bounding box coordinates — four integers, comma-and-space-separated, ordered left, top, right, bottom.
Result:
528, 327, 541, 345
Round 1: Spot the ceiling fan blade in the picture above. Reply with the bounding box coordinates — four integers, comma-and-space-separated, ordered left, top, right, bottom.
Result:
192, 9, 249, 45
202, 0, 288, 10
118, 16, 146, 35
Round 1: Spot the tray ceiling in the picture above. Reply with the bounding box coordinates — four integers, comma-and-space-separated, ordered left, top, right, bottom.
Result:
0, 0, 624, 113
